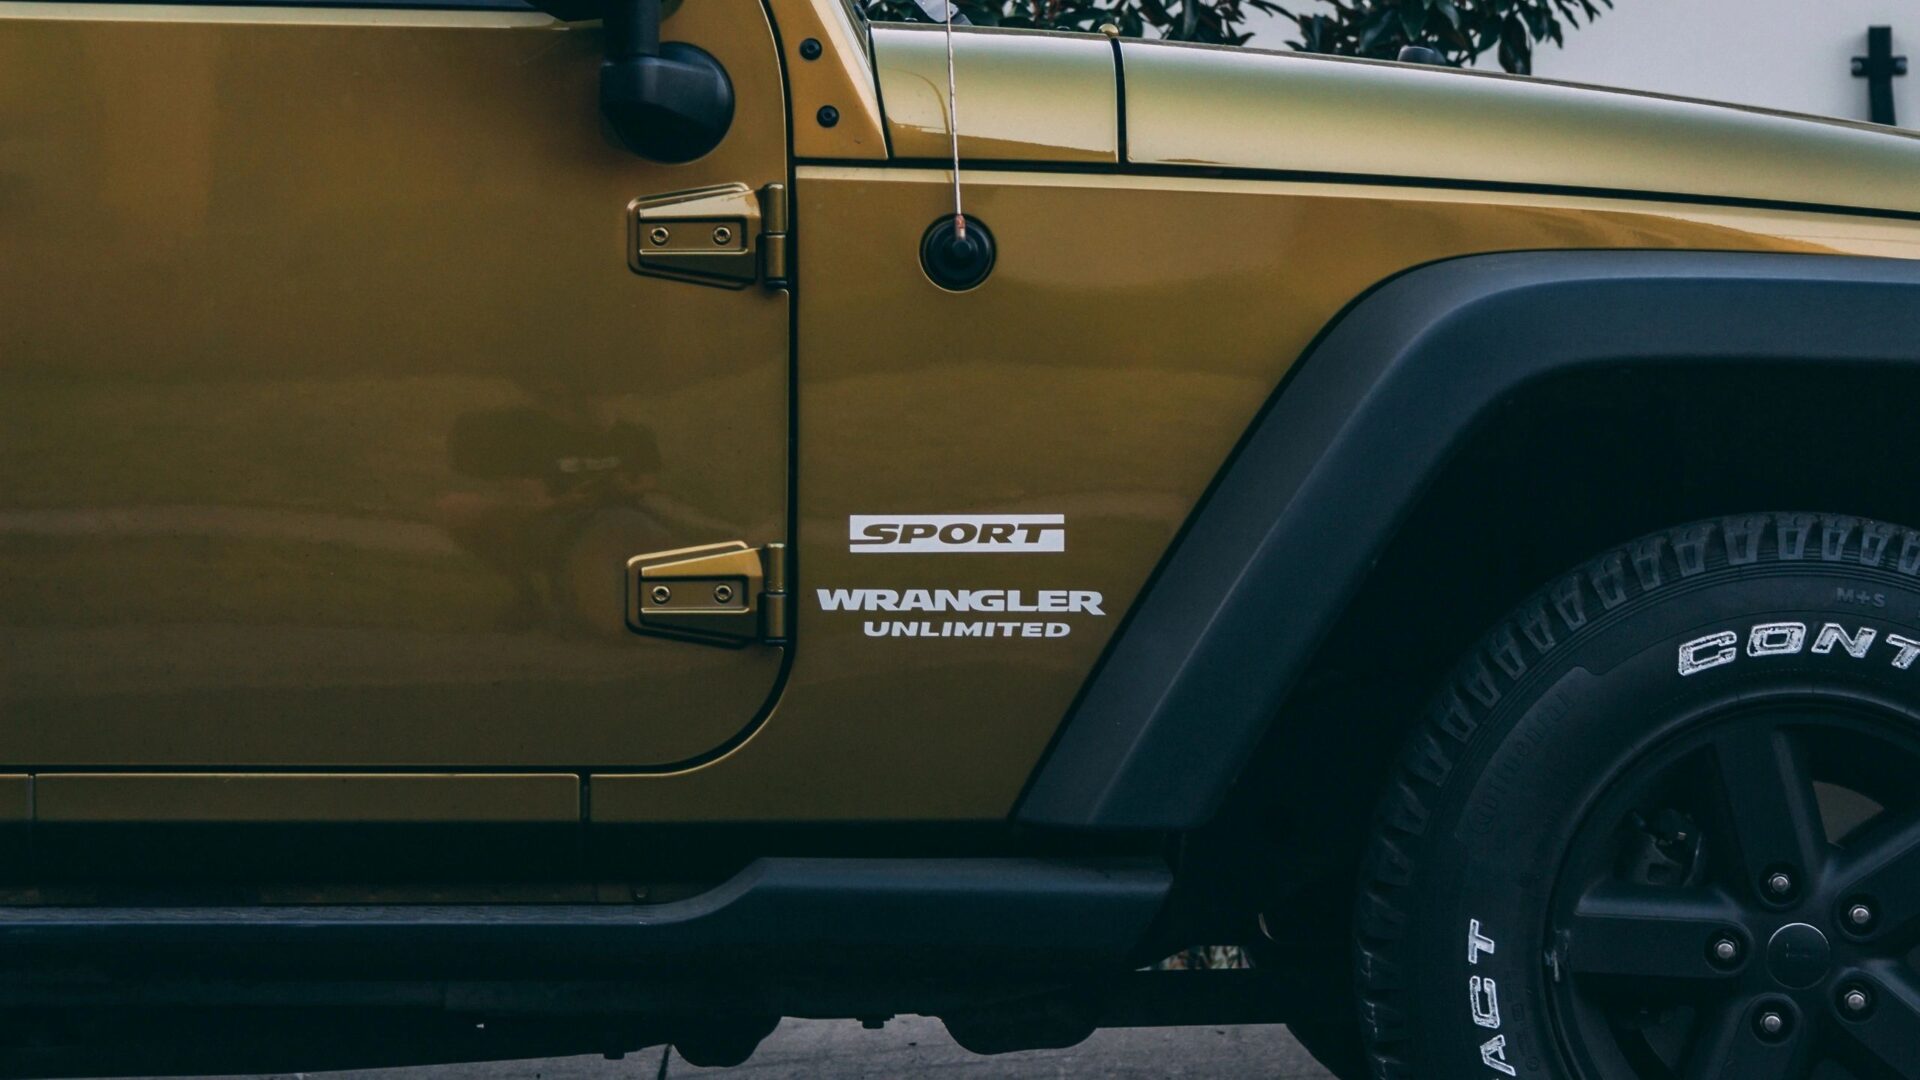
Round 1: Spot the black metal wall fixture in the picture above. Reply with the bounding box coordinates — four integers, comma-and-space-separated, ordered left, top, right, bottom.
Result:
1853, 26, 1908, 126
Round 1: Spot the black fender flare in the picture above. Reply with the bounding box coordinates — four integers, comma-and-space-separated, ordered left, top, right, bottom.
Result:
1016, 250, 1920, 830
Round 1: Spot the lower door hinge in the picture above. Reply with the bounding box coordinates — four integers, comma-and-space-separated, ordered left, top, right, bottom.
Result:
627, 183, 788, 290
626, 541, 788, 646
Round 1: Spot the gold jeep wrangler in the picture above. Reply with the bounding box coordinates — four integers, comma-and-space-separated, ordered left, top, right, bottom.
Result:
5, 1, 1920, 1077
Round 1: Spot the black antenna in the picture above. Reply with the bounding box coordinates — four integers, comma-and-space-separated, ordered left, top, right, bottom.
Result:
943, 0, 966, 240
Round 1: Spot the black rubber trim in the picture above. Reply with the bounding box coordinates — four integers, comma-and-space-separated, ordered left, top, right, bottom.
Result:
0, 857, 1170, 977
1015, 250, 1920, 830
793, 158, 1920, 225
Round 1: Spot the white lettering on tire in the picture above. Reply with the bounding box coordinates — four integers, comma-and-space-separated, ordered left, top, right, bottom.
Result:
1746, 621, 1807, 657
1680, 622, 1920, 675
1470, 975, 1502, 1029
1889, 634, 1920, 670
1465, 920, 1516, 1075
1678, 631, 1737, 675
1480, 1035, 1518, 1077
1468, 918, 1497, 964
1812, 622, 1877, 658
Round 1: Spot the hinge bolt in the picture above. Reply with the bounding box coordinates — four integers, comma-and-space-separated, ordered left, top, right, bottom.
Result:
713, 584, 735, 604
648, 226, 671, 246
650, 585, 672, 605
712, 226, 733, 245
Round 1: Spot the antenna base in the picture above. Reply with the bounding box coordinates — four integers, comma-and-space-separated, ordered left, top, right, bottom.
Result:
920, 216, 996, 292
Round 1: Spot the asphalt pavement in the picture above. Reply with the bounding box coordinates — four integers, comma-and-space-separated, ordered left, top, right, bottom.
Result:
174, 1018, 1336, 1079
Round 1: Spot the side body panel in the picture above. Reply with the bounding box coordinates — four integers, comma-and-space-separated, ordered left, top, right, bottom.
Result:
1018, 251, 1920, 829
12, 6, 1920, 831
769, 0, 887, 160
590, 169, 1920, 823
870, 24, 1117, 163
1122, 40, 1920, 216
0, 2, 790, 777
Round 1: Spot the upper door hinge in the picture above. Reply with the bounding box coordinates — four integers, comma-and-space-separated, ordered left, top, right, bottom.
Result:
626, 541, 788, 646
627, 183, 789, 290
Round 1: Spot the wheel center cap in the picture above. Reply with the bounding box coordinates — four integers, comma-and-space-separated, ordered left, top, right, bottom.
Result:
1767, 923, 1831, 988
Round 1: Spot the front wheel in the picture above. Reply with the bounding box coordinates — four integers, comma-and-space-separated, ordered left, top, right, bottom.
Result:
1356, 512, 1920, 1080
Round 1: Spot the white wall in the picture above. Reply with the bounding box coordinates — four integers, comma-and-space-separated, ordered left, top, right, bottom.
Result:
1244, 0, 1919, 128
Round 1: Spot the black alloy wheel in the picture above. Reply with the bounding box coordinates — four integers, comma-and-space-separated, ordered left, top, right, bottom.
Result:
1550, 704, 1920, 1079
1353, 513, 1920, 1080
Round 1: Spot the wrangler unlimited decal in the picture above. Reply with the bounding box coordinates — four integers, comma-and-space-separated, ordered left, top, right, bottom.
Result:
817, 588, 1105, 614
819, 588, 1107, 640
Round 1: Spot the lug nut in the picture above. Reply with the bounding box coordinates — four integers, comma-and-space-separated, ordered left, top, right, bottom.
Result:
1710, 936, 1742, 965
1841, 986, 1873, 1017
650, 585, 672, 604
1765, 871, 1795, 899
1755, 1010, 1788, 1040
1848, 902, 1875, 929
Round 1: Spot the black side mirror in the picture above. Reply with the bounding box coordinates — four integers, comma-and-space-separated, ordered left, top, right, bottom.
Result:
535, 0, 734, 162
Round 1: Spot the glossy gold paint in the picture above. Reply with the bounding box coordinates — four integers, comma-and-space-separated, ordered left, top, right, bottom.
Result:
768, 0, 887, 159
0, 1, 789, 775
592, 167, 1920, 823
0, 778, 29, 823
10, 2, 1920, 834
33, 774, 580, 823
872, 24, 1117, 163
1122, 40, 1920, 214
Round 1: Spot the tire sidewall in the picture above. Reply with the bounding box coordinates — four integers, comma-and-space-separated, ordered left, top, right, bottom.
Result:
1398, 561, 1920, 1080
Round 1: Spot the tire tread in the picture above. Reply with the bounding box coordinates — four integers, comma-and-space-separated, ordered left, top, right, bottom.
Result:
1351, 511, 1920, 1079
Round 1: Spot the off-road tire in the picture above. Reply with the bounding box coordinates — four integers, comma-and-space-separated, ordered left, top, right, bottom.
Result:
1353, 512, 1920, 1080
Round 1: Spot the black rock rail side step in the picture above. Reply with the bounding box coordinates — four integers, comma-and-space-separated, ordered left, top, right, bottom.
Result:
0, 857, 1172, 980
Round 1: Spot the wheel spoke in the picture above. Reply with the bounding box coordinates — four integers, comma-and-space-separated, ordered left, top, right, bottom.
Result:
1834, 965, 1920, 1079
1681, 1000, 1812, 1080
1563, 882, 1745, 983
1832, 809, 1920, 942
1705, 723, 1827, 897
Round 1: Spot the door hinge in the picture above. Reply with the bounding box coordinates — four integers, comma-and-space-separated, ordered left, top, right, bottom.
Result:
626, 541, 787, 646
758, 182, 789, 289
628, 183, 788, 290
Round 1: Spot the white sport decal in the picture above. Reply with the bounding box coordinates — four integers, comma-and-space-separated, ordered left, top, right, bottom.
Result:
1679, 621, 1920, 675
849, 514, 1065, 553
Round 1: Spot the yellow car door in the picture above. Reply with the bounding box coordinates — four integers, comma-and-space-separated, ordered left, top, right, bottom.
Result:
0, 0, 791, 778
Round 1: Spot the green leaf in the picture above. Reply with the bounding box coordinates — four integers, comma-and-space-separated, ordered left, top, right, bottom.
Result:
1399, 2, 1426, 41
863, 0, 1613, 66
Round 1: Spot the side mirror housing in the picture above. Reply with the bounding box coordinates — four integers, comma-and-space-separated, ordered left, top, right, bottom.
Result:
540, 0, 735, 163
